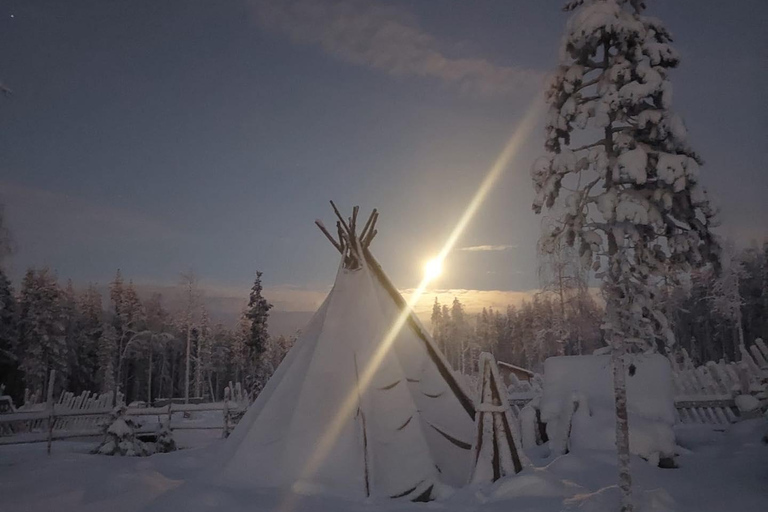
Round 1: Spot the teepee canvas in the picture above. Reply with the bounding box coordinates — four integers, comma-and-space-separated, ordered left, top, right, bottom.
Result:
216, 205, 477, 501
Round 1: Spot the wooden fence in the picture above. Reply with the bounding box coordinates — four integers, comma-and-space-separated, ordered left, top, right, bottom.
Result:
0, 374, 248, 452
502, 342, 768, 426
670, 339, 767, 425
3, 346, 766, 452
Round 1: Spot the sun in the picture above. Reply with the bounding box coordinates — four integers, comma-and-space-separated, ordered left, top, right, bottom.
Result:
424, 257, 443, 282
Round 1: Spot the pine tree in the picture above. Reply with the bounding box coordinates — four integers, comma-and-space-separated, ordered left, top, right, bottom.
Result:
449, 297, 468, 373
195, 307, 212, 399
762, 242, 768, 343
210, 323, 233, 400
61, 280, 82, 392
532, 1, 719, 509
0, 265, 19, 398
231, 313, 249, 385
97, 325, 117, 394
144, 293, 173, 404
245, 271, 272, 357
245, 271, 272, 394
122, 282, 145, 332
17, 268, 68, 396
94, 404, 151, 457
121, 281, 147, 401
178, 270, 200, 404
430, 297, 443, 351
109, 270, 125, 335
75, 285, 104, 393
0, 205, 12, 263
0, 207, 17, 397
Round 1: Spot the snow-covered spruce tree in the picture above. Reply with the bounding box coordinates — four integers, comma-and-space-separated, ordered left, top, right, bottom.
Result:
178, 270, 201, 403
245, 271, 272, 395
71, 285, 103, 394
17, 268, 68, 396
97, 324, 117, 394
532, 1, 719, 510
154, 416, 177, 453
430, 297, 443, 352
194, 307, 212, 399
0, 265, 18, 397
246, 271, 272, 356
94, 404, 151, 456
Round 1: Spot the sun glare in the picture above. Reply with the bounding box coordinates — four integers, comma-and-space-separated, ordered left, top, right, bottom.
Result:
424, 257, 443, 282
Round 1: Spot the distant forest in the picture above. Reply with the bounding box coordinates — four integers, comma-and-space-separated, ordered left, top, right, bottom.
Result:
431, 241, 768, 374
1, 204, 766, 402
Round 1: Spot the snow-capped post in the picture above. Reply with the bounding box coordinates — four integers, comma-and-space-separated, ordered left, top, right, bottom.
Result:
46, 369, 55, 455
532, 1, 719, 510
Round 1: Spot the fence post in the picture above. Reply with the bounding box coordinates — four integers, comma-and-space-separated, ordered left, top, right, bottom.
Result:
222, 386, 231, 439
46, 370, 56, 455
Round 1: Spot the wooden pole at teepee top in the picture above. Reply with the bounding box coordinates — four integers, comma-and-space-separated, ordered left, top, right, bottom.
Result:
315, 220, 342, 253
317, 202, 379, 269
359, 209, 377, 241
330, 201, 353, 239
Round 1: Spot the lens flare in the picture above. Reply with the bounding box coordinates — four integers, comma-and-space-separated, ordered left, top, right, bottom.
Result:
278, 98, 543, 511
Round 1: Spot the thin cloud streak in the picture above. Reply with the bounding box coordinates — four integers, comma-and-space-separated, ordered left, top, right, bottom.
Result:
250, 0, 543, 96
130, 281, 330, 314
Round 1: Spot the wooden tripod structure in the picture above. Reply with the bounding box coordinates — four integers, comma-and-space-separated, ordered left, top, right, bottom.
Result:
314, 201, 379, 270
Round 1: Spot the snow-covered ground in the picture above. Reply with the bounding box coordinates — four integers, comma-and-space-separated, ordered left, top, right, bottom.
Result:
1, 419, 765, 512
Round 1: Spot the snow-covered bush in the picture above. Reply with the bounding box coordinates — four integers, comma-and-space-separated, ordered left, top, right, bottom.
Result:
154, 418, 177, 454
94, 405, 152, 457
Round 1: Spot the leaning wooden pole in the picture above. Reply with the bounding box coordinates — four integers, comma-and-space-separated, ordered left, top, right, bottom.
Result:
315, 220, 342, 253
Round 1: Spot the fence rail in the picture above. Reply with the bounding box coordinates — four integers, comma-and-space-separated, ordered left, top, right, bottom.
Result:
0, 377, 248, 451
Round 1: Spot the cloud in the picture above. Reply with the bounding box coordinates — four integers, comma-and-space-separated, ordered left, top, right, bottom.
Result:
249, 0, 543, 96
0, 180, 186, 244
132, 281, 327, 311
139, 278, 537, 321
458, 244, 517, 252
197, 282, 541, 333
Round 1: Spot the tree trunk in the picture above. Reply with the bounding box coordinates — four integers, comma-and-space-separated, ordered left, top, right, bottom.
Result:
195, 336, 202, 399
612, 339, 633, 512
736, 309, 746, 359
185, 325, 191, 404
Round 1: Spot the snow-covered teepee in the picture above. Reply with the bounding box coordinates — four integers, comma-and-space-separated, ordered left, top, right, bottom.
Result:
216, 204, 478, 501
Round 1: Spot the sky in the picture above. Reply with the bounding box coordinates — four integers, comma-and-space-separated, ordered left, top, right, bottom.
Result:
1, 0, 766, 331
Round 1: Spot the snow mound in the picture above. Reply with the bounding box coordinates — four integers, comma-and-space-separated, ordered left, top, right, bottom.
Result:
565, 486, 678, 512
489, 470, 584, 500
541, 355, 676, 460
735, 394, 760, 414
